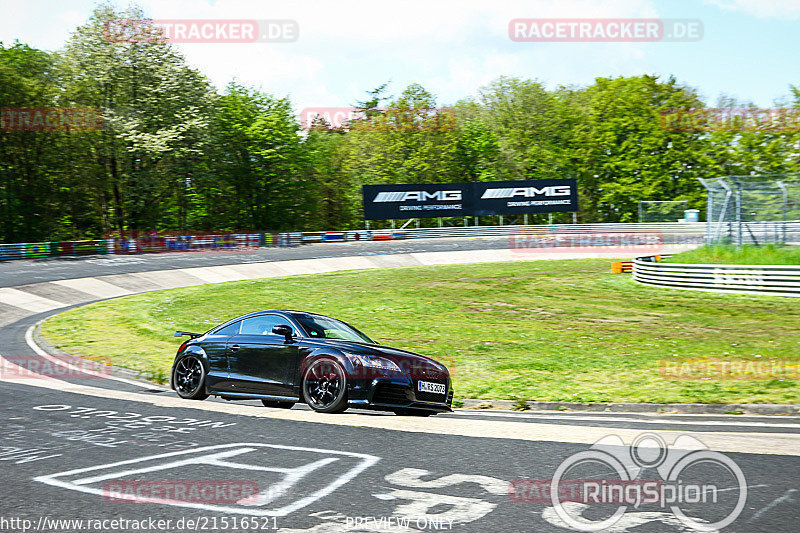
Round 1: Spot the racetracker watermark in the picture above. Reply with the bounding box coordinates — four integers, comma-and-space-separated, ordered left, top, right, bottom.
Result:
302, 355, 456, 381
517, 433, 747, 531
660, 357, 800, 380
509, 230, 663, 255
299, 107, 456, 132
509, 18, 703, 42
1, 107, 103, 131
104, 19, 298, 43
0, 354, 111, 379
660, 108, 800, 133
103, 480, 259, 504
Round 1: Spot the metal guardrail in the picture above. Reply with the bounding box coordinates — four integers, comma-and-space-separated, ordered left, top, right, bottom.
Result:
0, 233, 296, 262
400, 221, 800, 243
633, 256, 800, 297
399, 222, 709, 241
7, 221, 798, 263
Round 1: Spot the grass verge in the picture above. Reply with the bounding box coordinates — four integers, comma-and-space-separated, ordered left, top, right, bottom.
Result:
666, 244, 800, 265
40, 259, 800, 404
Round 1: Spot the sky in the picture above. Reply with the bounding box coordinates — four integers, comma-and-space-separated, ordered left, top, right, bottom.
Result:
1, 0, 799, 112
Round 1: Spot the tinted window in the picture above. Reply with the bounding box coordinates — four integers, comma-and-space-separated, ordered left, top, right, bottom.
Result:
214, 320, 241, 336
293, 314, 373, 343
240, 315, 295, 336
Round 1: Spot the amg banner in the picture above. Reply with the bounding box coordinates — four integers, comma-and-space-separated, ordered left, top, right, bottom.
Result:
362, 179, 578, 220
362, 183, 470, 220
472, 179, 578, 216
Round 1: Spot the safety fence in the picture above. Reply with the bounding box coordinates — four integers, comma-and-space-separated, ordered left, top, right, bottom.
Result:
0, 222, 751, 262
0, 230, 408, 262
0, 233, 272, 262
633, 255, 800, 297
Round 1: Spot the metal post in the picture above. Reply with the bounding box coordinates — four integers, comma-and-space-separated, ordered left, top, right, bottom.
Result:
476, 216, 480, 226
698, 177, 713, 244
572, 212, 577, 224
548, 213, 553, 225
391, 219, 396, 230
524, 214, 529, 225
438, 217, 442, 228
777, 180, 788, 244
733, 178, 742, 246
499, 215, 504, 226
416, 219, 420, 228
715, 178, 733, 243
463, 216, 467, 227
366, 220, 371, 231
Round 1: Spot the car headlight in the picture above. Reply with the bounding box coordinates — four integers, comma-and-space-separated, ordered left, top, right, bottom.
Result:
345, 352, 401, 372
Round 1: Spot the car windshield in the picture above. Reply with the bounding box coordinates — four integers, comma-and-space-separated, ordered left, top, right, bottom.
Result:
293, 314, 373, 343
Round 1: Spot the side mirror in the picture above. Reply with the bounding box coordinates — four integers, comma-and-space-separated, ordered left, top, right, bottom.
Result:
272, 325, 294, 342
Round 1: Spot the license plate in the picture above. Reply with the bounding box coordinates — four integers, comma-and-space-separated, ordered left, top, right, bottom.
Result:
417, 380, 446, 395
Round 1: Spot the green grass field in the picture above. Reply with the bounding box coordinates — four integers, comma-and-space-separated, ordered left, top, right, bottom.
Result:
667, 244, 800, 265
40, 259, 800, 404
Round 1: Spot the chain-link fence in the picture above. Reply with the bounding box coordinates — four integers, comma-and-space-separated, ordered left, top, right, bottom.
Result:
699, 175, 800, 245
638, 200, 689, 222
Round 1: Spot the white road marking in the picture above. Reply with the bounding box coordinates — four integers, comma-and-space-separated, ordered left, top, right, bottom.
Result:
52, 278, 132, 299
749, 489, 797, 523
542, 502, 710, 532
5, 367, 800, 456
34, 443, 380, 517
4, 326, 798, 457
452, 410, 800, 429
24, 325, 169, 390
0, 287, 65, 313
373, 489, 494, 526
385, 468, 507, 495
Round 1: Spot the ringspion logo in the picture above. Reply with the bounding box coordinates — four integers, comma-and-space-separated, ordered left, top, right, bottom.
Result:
523, 433, 747, 531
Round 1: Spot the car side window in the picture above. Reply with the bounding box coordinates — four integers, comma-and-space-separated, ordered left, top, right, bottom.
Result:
240, 315, 294, 336
214, 321, 241, 336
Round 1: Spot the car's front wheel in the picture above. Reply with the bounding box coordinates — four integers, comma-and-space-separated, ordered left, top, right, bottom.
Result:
302, 358, 348, 413
172, 355, 209, 400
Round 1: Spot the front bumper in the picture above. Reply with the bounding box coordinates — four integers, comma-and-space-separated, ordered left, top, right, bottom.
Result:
349, 377, 453, 412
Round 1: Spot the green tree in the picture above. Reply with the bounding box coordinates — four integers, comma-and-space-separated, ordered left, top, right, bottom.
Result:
58, 4, 216, 234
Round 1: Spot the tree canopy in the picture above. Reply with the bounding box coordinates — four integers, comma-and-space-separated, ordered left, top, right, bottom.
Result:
2, 5, 799, 242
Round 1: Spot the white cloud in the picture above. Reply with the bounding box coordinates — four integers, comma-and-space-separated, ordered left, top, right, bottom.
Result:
705, 0, 800, 19
131, 0, 662, 108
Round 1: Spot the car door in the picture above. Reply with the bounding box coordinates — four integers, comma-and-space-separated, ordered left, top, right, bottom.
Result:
227, 314, 300, 396
202, 320, 241, 393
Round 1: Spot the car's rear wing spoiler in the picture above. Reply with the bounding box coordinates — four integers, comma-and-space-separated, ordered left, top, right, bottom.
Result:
174, 331, 203, 339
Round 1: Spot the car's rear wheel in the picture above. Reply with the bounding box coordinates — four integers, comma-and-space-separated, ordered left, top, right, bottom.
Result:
172, 355, 209, 400
261, 400, 295, 409
302, 358, 348, 413
394, 408, 435, 417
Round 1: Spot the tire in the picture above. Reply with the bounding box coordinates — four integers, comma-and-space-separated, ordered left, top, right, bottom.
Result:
261, 400, 295, 409
302, 358, 348, 413
172, 355, 209, 400
394, 408, 435, 417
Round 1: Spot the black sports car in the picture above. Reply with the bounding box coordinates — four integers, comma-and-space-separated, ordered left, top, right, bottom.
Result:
170, 310, 453, 416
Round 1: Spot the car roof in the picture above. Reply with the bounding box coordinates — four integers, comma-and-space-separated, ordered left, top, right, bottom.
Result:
234, 310, 332, 321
